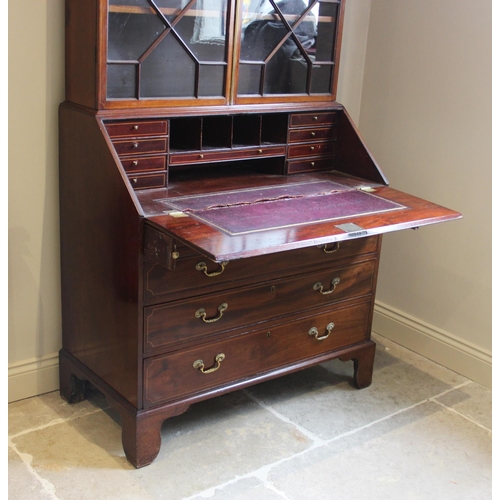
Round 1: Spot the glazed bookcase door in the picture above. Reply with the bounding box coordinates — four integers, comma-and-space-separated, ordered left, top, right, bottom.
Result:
234, 0, 344, 104
105, 0, 234, 107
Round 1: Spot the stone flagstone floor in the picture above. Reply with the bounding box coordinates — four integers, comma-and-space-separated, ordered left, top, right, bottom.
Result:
8, 334, 492, 500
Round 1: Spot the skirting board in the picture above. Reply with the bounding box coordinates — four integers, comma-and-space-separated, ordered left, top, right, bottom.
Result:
8, 352, 60, 403
372, 301, 492, 389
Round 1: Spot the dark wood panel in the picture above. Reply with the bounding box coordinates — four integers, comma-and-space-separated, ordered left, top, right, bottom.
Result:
287, 157, 335, 173
121, 156, 166, 173
288, 142, 335, 158
336, 108, 388, 184
288, 127, 337, 143
143, 300, 372, 407
106, 120, 168, 138
59, 102, 142, 407
129, 173, 166, 190
144, 260, 376, 352
113, 138, 167, 156
169, 145, 286, 165
65, 0, 98, 108
143, 236, 380, 304
290, 112, 337, 127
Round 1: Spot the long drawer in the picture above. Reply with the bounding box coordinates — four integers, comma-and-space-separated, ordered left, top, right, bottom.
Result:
169, 145, 286, 165
144, 259, 376, 352
144, 236, 380, 303
143, 300, 372, 407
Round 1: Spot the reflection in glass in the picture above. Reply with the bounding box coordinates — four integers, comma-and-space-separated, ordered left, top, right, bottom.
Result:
107, 0, 229, 100
238, 0, 338, 97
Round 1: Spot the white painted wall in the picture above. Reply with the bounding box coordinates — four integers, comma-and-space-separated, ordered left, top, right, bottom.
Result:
359, 0, 491, 386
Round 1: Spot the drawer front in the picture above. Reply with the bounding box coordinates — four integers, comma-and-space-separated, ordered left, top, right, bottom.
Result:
106, 120, 168, 138
288, 142, 335, 159
129, 173, 166, 190
288, 127, 336, 143
144, 260, 376, 352
287, 157, 334, 174
144, 237, 379, 302
169, 146, 286, 165
122, 155, 166, 173
289, 112, 337, 128
143, 301, 372, 407
113, 138, 167, 156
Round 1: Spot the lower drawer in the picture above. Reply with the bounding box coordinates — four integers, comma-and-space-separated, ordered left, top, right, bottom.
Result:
143, 301, 372, 407
144, 259, 376, 352
144, 236, 380, 302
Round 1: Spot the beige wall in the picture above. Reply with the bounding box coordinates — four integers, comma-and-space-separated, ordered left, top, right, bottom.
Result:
9, 1, 65, 401
359, 0, 491, 386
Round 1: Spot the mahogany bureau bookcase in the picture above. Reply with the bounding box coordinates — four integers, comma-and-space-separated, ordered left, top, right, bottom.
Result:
59, 0, 461, 468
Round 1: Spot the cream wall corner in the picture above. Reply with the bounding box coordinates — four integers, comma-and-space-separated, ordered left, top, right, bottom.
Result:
8, 1, 65, 402
359, 0, 492, 387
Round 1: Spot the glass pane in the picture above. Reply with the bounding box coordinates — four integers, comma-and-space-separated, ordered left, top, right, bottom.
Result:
238, 0, 338, 97
140, 35, 196, 97
265, 37, 306, 94
237, 64, 262, 94
198, 65, 225, 96
315, 1, 338, 62
107, 64, 137, 98
108, 0, 166, 61
153, 0, 228, 60
311, 64, 332, 93
107, 0, 230, 100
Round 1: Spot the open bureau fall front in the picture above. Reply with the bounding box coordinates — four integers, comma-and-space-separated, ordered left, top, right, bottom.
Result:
59, 0, 461, 467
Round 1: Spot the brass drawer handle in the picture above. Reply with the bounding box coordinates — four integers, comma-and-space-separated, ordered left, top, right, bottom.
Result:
311, 132, 316, 137
195, 303, 228, 323
309, 322, 335, 341
193, 353, 225, 374
132, 142, 139, 148
195, 260, 228, 277
133, 125, 139, 130
313, 277, 341, 295
320, 242, 340, 254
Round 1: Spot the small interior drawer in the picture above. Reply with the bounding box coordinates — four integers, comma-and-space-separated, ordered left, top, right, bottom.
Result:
106, 120, 168, 138
289, 112, 337, 128
128, 172, 166, 190
113, 138, 167, 156
287, 157, 335, 174
288, 127, 336, 143
288, 142, 335, 158
121, 155, 166, 173
143, 300, 372, 407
